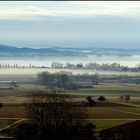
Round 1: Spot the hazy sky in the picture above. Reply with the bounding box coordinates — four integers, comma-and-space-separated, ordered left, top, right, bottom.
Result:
0, 1, 140, 48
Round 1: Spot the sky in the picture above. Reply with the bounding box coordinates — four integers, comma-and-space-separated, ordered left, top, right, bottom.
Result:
0, 1, 140, 48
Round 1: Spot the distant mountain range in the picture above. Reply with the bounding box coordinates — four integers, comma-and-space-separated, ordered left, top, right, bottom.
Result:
0, 44, 139, 59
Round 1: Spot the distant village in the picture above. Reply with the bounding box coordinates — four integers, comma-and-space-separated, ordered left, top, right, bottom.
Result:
0, 62, 140, 72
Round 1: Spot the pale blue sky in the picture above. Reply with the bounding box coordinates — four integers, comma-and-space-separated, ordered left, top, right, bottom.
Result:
0, 1, 140, 48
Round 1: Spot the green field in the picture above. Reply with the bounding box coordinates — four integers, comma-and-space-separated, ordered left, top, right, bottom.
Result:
1, 83, 140, 98
66, 84, 140, 96
93, 120, 134, 131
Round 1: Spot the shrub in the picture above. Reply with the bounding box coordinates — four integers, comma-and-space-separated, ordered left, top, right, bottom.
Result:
97, 96, 106, 101
86, 97, 96, 107
0, 103, 3, 108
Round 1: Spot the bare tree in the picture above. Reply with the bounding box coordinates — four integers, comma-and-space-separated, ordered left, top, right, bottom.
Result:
26, 89, 86, 140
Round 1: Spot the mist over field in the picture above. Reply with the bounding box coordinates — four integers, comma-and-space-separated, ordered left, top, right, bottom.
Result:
0, 44, 139, 68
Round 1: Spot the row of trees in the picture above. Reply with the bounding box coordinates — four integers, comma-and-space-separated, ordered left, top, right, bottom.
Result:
38, 72, 99, 89
38, 71, 140, 86
85, 63, 140, 72
52, 62, 140, 72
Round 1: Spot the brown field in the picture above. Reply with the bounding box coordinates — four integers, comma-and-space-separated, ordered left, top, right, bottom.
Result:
0, 101, 140, 120
0, 106, 27, 118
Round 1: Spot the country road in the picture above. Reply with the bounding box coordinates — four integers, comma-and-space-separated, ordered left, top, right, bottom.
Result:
0, 119, 26, 132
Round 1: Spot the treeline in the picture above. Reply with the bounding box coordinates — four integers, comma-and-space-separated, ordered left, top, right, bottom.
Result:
85, 63, 140, 72
0, 63, 39, 68
38, 72, 140, 87
52, 62, 140, 72
38, 72, 99, 89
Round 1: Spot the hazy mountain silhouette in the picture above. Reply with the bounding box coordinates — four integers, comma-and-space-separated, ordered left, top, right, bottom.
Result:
0, 44, 139, 59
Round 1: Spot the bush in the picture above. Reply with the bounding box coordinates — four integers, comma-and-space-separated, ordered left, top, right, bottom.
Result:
97, 96, 106, 101
0, 103, 3, 108
86, 97, 96, 107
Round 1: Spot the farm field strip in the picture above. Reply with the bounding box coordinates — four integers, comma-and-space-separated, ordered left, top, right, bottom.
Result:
93, 120, 136, 131
0, 83, 140, 98
114, 110, 140, 116
86, 105, 140, 119
1, 104, 140, 119
0, 106, 27, 118
110, 101, 140, 108
0, 118, 28, 120
0, 110, 139, 119
85, 119, 140, 121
